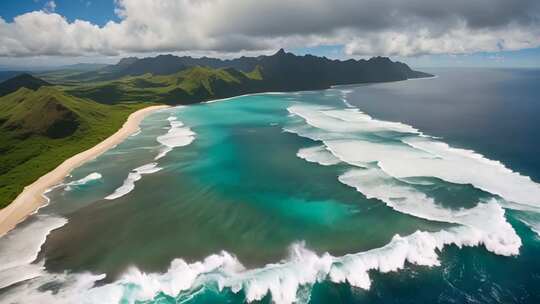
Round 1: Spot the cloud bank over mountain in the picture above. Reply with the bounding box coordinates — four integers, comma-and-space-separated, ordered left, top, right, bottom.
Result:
1, 0, 539, 57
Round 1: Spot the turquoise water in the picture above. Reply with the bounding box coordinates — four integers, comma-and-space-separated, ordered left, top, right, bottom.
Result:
1, 69, 540, 303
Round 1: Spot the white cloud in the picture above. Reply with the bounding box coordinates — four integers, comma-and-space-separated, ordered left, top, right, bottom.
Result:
343, 24, 540, 56
0, 0, 539, 58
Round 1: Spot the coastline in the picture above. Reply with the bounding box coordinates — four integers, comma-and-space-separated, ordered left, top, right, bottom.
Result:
0, 75, 436, 237
0, 105, 170, 237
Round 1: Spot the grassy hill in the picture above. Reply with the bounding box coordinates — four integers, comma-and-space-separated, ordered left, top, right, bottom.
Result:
0, 73, 51, 97
65, 66, 264, 104
0, 86, 149, 208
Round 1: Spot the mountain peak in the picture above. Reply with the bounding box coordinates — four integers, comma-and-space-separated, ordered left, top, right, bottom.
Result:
368, 56, 393, 64
274, 48, 287, 56
117, 57, 139, 66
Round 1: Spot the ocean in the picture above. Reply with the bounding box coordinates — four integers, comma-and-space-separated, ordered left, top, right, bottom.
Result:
1, 68, 539, 304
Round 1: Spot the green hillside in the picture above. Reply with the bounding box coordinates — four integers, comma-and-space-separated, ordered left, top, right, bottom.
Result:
0, 86, 148, 208
0, 73, 51, 97
65, 66, 263, 105
44, 50, 432, 106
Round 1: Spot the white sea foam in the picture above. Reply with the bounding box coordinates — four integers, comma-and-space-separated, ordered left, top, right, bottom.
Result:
288, 105, 420, 135
105, 163, 161, 200
399, 137, 540, 207
0, 226, 521, 304
205, 94, 251, 103
130, 128, 142, 137
203, 91, 290, 105
287, 103, 540, 253
287, 104, 540, 208
0, 169, 522, 302
64, 172, 102, 191
407, 75, 439, 81
296, 145, 341, 166
341, 98, 354, 108
282, 100, 540, 295
0, 167, 526, 303
0, 215, 67, 289
335, 89, 354, 108
0, 271, 107, 304
155, 116, 195, 160
338, 168, 521, 256
4, 193, 504, 304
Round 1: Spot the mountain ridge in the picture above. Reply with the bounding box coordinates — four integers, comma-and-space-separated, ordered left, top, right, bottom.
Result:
59, 49, 431, 85
58, 50, 432, 105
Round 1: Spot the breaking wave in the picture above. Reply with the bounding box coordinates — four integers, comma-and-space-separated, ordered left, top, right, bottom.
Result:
296, 145, 341, 166
287, 104, 540, 208
0, 226, 522, 304
105, 163, 161, 200
282, 102, 540, 300
130, 128, 142, 137
334, 88, 354, 108
338, 168, 521, 255
155, 115, 195, 160
64, 172, 102, 191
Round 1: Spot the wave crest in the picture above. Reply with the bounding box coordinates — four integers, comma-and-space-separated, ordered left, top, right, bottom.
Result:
155, 115, 195, 160
105, 163, 161, 200
0, 227, 520, 304
64, 172, 102, 191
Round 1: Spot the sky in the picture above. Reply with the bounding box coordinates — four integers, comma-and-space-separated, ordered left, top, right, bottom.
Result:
0, 0, 539, 69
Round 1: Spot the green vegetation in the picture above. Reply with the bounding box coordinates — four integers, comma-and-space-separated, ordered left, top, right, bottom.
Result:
45, 50, 431, 106
0, 73, 51, 96
0, 86, 149, 208
65, 66, 263, 105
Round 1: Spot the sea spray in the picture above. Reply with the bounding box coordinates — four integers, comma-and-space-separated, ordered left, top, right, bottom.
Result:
0, 226, 524, 304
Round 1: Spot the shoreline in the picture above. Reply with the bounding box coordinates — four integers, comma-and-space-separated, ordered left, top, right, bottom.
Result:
0, 76, 437, 237
0, 105, 170, 237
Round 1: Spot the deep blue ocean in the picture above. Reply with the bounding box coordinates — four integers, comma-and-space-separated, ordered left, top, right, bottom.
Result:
348, 68, 540, 183
0, 68, 539, 304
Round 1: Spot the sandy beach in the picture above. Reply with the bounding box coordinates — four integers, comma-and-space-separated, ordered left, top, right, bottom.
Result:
0, 105, 169, 236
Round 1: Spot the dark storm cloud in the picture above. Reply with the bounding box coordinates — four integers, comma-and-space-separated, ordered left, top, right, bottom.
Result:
208, 0, 540, 36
